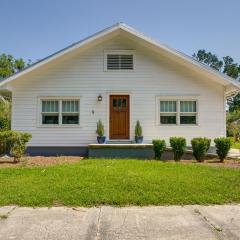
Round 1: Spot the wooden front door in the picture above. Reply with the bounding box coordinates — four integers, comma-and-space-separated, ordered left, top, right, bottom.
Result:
110, 95, 130, 139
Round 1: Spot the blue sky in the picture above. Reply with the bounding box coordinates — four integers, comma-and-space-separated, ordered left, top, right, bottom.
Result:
1, 0, 240, 63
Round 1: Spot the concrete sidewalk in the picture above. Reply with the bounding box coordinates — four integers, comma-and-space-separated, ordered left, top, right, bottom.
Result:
0, 205, 239, 240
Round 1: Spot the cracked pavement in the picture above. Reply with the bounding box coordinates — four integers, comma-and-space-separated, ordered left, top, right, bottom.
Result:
0, 205, 239, 240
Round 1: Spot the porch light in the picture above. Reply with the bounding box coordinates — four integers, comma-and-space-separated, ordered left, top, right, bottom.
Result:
98, 95, 102, 102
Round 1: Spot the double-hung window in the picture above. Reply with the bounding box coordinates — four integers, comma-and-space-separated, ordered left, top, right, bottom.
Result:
160, 101, 177, 124
41, 99, 80, 126
159, 99, 197, 125
42, 100, 59, 124
62, 100, 79, 124
180, 101, 197, 124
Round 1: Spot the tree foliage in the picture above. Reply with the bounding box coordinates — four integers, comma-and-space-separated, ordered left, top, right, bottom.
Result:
226, 110, 240, 140
0, 53, 30, 131
193, 50, 240, 112
0, 99, 11, 131
0, 53, 26, 80
193, 50, 223, 71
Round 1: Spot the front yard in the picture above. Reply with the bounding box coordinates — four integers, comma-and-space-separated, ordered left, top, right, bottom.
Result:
0, 158, 239, 207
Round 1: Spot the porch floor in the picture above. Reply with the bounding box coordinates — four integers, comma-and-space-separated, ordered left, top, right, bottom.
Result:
89, 143, 153, 148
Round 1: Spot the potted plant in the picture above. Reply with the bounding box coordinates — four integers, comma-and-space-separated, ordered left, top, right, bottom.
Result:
135, 120, 143, 143
96, 120, 106, 144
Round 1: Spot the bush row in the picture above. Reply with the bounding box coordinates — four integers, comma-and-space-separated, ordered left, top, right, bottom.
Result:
0, 131, 32, 162
152, 137, 231, 162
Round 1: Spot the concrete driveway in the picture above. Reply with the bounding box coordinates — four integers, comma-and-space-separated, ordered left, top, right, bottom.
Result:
0, 205, 239, 240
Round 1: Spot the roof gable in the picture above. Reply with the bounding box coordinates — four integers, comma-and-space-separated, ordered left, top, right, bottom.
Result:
1, 23, 239, 94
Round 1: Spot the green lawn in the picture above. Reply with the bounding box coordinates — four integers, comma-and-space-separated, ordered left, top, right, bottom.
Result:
232, 141, 240, 149
0, 159, 239, 207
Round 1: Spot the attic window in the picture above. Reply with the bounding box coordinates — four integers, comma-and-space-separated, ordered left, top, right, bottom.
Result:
104, 50, 135, 71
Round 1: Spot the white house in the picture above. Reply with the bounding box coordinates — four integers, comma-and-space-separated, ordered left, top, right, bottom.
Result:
0, 23, 239, 156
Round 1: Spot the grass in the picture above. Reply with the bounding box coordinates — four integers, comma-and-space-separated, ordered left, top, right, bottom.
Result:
232, 141, 240, 149
0, 159, 239, 207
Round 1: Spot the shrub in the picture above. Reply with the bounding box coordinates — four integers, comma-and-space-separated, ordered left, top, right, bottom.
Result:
0, 117, 10, 132
135, 120, 142, 137
96, 120, 105, 137
214, 137, 231, 162
152, 139, 166, 160
227, 137, 235, 146
0, 131, 31, 162
0, 131, 13, 154
169, 137, 186, 161
0, 100, 11, 132
191, 137, 211, 162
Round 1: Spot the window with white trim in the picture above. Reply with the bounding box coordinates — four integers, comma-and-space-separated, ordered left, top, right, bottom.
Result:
42, 100, 59, 125
160, 100, 177, 124
180, 101, 197, 124
160, 100, 197, 125
41, 99, 80, 125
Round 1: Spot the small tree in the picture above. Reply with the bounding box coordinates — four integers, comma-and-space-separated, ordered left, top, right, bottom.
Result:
11, 133, 32, 162
96, 120, 105, 137
191, 137, 211, 162
152, 139, 166, 160
0, 131, 31, 162
214, 137, 231, 162
135, 120, 142, 137
170, 137, 186, 161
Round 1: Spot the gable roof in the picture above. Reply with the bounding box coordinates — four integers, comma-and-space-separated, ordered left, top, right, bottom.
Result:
1, 22, 240, 94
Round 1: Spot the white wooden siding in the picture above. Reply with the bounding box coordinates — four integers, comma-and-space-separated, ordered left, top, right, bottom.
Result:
10, 36, 225, 146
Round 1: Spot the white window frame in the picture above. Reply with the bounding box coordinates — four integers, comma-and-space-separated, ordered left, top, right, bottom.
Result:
156, 96, 199, 126
104, 50, 136, 71
179, 100, 198, 125
159, 100, 177, 125
37, 97, 81, 127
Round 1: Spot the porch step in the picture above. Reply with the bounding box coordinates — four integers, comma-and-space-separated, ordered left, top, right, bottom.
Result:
88, 143, 154, 159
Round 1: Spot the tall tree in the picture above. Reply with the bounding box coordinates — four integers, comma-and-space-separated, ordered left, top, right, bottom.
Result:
193, 49, 223, 71
193, 50, 240, 112
0, 53, 26, 80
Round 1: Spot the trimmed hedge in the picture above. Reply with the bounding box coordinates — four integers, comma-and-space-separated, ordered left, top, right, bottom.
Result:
152, 139, 166, 160
214, 137, 231, 162
191, 137, 211, 162
169, 137, 186, 161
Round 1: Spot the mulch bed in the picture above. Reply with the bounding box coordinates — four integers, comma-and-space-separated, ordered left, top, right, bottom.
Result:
0, 156, 84, 168
177, 159, 240, 169
0, 156, 239, 169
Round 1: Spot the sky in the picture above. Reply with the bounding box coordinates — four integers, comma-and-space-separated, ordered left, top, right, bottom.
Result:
1, 0, 240, 63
